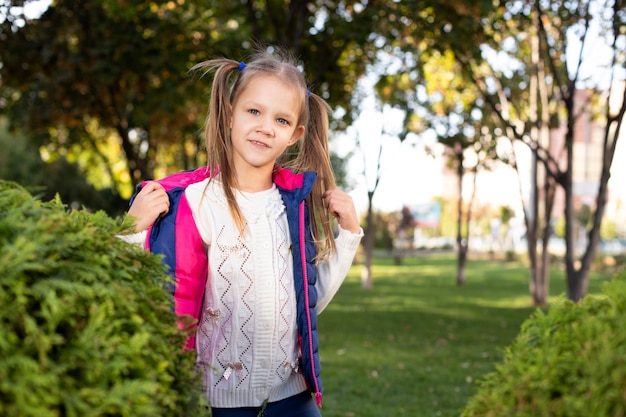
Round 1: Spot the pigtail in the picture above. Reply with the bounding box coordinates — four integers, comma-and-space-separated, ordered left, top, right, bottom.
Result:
190, 59, 247, 233
289, 92, 338, 260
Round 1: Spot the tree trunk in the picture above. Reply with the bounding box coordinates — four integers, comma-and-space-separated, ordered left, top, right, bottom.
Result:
117, 124, 153, 185
527, 12, 550, 307
527, 215, 549, 307
564, 82, 623, 302
361, 191, 375, 290
456, 193, 464, 286
455, 144, 467, 286
456, 243, 467, 286
528, 238, 549, 306
566, 268, 589, 302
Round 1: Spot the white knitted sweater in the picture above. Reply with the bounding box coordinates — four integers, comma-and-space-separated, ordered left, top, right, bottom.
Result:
185, 179, 362, 408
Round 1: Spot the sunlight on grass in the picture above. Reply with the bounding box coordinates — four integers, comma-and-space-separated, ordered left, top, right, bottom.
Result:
319, 254, 614, 417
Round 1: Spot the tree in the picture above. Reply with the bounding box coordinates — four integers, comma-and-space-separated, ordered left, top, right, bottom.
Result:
419, 46, 501, 285
355, 124, 383, 290
362, 0, 503, 288
457, 0, 626, 303
365, 0, 554, 302
0, 0, 386, 202
376, 0, 625, 304
443, 134, 478, 285
2, 0, 225, 192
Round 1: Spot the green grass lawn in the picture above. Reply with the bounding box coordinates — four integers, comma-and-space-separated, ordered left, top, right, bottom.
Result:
318, 254, 613, 417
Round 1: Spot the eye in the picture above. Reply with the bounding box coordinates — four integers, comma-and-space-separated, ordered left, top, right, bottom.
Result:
277, 118, 290, 125
248, 109, 260, 115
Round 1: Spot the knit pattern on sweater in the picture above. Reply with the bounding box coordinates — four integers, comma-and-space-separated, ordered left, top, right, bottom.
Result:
190, 180, 307, 407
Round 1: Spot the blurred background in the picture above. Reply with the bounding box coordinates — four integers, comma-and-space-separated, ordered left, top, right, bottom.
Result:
1, 0, 625, 301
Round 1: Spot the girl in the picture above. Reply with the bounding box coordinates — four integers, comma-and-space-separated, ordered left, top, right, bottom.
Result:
125, 49, 362, 417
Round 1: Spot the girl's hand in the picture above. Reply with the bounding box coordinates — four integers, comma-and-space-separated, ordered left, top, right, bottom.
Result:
127, 182, 170, 232
322, 189, 361, 234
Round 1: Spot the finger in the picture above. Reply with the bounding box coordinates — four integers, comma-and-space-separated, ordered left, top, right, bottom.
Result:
138, 186, 170, 214
152, 193, 170, 215
158, 198, 170, 215
144, 181, 165, 193
322, 189, 341, 206
145, 184, 169, 207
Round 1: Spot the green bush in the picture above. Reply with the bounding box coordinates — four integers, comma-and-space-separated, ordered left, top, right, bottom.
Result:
462, 271, 626, 417
0, 181, 209, 417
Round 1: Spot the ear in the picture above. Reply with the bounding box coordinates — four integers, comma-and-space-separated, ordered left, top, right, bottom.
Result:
289, 125, 305, 145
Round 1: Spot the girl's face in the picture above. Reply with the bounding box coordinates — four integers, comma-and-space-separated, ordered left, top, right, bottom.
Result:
229, 74, 305, 184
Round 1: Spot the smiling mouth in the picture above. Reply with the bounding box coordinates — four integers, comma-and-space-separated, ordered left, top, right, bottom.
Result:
249, 139, 269, 148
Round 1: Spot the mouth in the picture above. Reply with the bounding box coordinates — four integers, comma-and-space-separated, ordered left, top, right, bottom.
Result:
249, 139, 270, 148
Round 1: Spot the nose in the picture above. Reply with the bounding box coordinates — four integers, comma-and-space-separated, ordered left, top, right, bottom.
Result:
257, 116, 274, 136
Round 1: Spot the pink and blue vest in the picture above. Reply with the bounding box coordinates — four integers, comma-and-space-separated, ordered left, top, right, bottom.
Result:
131, 166, 324, 406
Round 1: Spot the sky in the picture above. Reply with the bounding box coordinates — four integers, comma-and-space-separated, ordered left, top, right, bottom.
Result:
332, 104, 445, 214
7, 0, 50, 21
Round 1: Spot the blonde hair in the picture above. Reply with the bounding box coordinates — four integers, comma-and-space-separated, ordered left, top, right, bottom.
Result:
191, 48, 337, 259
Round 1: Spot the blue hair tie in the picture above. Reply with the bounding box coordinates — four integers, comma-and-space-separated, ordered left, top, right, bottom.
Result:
238, 61, 246, 71
307, 89, 311, 97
